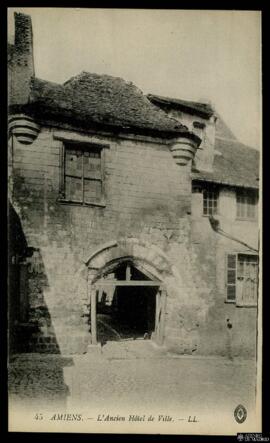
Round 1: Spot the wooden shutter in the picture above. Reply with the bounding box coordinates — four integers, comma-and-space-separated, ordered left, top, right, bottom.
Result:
226, 254, 237, 302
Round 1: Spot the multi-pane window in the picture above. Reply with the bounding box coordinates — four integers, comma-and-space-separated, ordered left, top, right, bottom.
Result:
226, 253, 258, 306
203, 187, 219, 216
236, 190, 257, 220
61, 143, 104, 205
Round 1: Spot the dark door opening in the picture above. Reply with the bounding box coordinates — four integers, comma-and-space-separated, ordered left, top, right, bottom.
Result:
96, 262, 159, 344
113, 285, 156, 339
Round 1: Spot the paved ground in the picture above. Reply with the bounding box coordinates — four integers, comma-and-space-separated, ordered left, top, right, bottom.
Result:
8, 341, 258, 433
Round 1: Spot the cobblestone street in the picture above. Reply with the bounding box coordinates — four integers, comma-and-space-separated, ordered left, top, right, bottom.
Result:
9, 340, 258, 432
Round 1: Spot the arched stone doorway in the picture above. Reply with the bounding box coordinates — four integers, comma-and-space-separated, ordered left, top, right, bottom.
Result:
85, 238, 172, 347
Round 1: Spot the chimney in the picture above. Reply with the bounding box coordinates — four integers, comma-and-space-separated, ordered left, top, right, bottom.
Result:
14, 12, 34, 55
8, 12, 34, 106
8, 13, 40, 145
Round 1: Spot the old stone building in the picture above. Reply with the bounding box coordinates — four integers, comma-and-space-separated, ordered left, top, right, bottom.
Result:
8, 12, 259, 358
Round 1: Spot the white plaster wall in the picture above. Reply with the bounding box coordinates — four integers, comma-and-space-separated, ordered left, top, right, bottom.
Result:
166, 109, 216, 172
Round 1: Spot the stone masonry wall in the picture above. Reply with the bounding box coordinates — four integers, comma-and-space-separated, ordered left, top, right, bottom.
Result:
9, 123, 259, 357
10, 124, 213, 355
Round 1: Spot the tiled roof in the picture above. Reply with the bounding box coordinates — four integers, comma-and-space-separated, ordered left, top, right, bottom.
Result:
192, 138, 260, 189
147, 94, 215, 119
215, 113, 236, 140
10, 72, 201, 139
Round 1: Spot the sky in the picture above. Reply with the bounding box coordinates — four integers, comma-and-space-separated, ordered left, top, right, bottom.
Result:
8, 8, 261, 149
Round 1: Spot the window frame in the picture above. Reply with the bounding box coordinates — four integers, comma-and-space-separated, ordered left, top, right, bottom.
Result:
192, 182, 220, 217
236, 189, 258, 221
58, 140, 106, 207
225, 252, 259, 307
198, 184, 219, 216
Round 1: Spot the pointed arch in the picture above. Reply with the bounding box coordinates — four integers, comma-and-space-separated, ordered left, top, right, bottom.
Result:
84, 237, 173, 283
85, 237, 171, 346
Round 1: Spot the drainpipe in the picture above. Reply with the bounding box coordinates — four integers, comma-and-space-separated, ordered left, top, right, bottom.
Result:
208, 215, 259, 253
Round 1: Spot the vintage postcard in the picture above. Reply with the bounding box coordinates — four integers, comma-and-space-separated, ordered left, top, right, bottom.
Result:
7, 8, 262, 435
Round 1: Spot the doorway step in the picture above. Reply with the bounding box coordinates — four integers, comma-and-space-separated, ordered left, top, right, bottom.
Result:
100, 339, 165, 359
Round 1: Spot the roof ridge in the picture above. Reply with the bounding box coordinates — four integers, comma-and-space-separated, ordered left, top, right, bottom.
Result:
148, 93, 213, 108
19, 73, 200, 139
63, 70, 131, 86
147, 94, 215, 119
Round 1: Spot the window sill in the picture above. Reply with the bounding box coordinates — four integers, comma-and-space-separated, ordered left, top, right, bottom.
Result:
224, 300, 257, 308
57, 198, 106, 208
235, 218, 257, 222
202, 214, 219, 217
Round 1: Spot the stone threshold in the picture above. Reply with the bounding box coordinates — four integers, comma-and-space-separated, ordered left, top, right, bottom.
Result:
8, 352, 256, 366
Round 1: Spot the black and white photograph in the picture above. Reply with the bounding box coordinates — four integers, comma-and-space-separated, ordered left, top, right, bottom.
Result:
7, 7, 262, 435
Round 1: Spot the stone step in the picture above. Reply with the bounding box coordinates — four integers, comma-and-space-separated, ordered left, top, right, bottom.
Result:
100, 339, 162, 359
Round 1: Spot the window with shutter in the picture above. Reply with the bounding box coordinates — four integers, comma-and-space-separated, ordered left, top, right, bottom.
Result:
225, 253, 258, 306
236, 254, 258, 306
192, 182, 219, 216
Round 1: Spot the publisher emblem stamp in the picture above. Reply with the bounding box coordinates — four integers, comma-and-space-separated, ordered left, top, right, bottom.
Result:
234, 405, 247, 424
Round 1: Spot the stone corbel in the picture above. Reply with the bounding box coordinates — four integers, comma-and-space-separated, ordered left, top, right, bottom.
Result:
170, 133, 201, 166
8, 114, 40, 145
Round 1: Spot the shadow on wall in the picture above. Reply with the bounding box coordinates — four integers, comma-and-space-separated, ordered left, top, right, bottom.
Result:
8, 201, 72, 409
